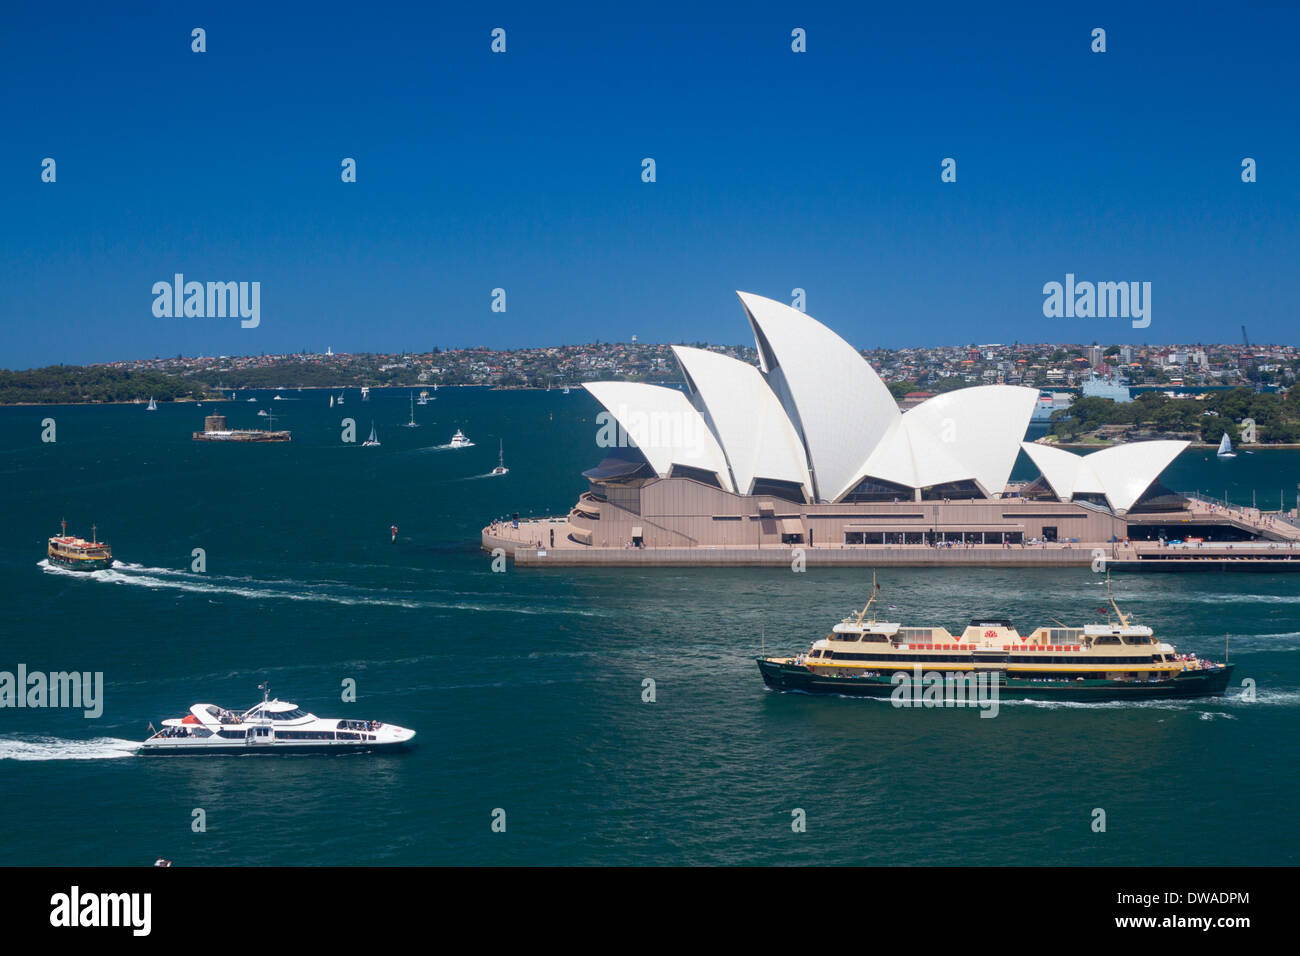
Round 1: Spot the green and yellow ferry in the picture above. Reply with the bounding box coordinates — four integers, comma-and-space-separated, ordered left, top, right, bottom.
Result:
47, 520, 113, 571
757, 576, 1234, 702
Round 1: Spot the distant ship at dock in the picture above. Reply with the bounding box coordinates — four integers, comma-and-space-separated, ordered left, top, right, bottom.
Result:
192, 413, 291, 442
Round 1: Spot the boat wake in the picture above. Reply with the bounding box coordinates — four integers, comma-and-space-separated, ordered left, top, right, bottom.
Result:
0, 735, 137, 761
1002, 686, 1299, 711
37, 559, 601, 616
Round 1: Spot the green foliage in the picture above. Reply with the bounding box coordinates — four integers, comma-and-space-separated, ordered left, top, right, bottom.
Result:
0, 366, 203, 405
1049, 387, 1300, 444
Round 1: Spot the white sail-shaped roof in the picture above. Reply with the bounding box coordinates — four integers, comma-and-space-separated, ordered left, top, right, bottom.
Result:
671, 346, 813, 499
583, 382, 735, 492
1020, 440, 1188, 513
737, 292, 899, 502
841, 385, 1038, 499
851, 417, 969, 493
901, 386, 1039, 496
1082, 441, 1188, 512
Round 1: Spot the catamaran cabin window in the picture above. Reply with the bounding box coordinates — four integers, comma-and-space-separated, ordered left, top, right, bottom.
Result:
269, 708, 308, 720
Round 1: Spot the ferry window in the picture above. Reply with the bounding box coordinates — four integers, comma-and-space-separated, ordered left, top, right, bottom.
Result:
1094, 636, 1120, 645
835, 634, 859, 642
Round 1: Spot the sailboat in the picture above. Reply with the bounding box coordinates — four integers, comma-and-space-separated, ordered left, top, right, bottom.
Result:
330, 394, 335, 408
361, 386, 370, 402
404, 392, 419, 428
337, 391, 345, 406
362, 422, 380, 447
490, 440, 508, 476
1217, 432, 1236, 458
417, 389, 430, 405
146, 397, 157, 411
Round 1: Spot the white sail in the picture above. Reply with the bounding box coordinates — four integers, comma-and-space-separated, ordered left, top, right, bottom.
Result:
1217, 432, 1233, 456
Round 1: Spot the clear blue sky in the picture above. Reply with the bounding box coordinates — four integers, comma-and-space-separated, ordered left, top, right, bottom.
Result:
1, 1, 1296, 369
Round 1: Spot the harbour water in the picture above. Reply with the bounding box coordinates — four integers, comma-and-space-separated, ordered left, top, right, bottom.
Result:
1, 390, 1297, 865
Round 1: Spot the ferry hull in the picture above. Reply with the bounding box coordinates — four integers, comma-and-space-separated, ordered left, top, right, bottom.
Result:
47, 552, 112, 572
757, 659, 1235, 702
137, 740, 414, 756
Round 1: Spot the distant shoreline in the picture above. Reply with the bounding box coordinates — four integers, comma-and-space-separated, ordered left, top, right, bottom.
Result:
1045, 441, 1300, 451
0, 384, 492, 408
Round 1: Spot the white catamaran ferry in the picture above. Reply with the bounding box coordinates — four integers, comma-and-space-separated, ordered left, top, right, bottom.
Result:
139, 686, 415, 755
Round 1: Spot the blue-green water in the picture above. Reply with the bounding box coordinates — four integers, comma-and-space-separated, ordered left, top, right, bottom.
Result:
1, 390, 1297, 865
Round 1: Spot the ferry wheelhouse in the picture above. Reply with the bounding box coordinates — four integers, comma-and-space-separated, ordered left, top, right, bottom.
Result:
47, 520, 113, 571
139, 687, 415, 755
758, 576, 1234, 702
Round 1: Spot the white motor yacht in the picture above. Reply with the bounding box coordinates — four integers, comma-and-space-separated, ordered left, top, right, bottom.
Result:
448, 428, 474, 449
139, 687, 415, 755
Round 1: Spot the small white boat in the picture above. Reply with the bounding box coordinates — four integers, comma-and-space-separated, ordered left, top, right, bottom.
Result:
1217, 432, 1236, 458
361, 386, 370, 402
448, 429, 474, 449
337, 391, 345, 406
247, 397, 257, 402
490, 440, 508, 476
146, 397, 157, 411
417, 389, 430, 405
273, 394, 285, 401
330, 394, 335, 408
562, 386, 571, 394
257, 409, 269, 417
362, 422, 381, 447
139, 686, 415, 755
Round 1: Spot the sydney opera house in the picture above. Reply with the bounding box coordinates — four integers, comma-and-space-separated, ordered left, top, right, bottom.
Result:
485, 293, 1283, 566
